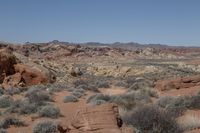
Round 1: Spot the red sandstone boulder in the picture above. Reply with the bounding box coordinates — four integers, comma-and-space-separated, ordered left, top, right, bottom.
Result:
2, 64, 51, 89
0, 48, 17, 83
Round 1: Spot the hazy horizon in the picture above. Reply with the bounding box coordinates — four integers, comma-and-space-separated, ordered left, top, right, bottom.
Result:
0, 0, 200, 46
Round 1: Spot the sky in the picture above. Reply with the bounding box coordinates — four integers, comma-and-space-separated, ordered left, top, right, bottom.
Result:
0, 0, 200, 46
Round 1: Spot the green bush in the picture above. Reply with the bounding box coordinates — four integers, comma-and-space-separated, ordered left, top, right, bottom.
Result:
33, 121, 57, 133
38, 105, 61, 118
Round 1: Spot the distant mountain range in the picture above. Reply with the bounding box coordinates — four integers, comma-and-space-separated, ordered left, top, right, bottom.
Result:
0, 40, 199, 50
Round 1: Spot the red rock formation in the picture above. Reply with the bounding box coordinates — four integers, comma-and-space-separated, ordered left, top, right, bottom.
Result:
70, 104, 124, 133
155, 75, 200, 91
0, 48, 55, 89
0, 48, 17, 83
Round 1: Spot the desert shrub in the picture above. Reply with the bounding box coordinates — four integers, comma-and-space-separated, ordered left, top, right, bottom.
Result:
74, 88, 85, 93
95, 81, 110, 88
72, 90, 84, 98
0, 129, 7, 133
4, 87, 28, 95
63, 95, 78, 103
179, 114, 200, 131
73, 79, 99, 92
139, 88, 159, 98
33, 121, 57, 133
25, 88, 52, 105
86, 85, 99, 92
73, 80, 88, 88
0, 88, 4, 96
38, 105, 61, 118
156, 96, 175, 108
87, 90, 152, 110
46, 82, 69, 92
123, 105, 182, 133
87, 93, 113, 104
6, 99, 38, 114
164, 94, 200, 111
0, 95, 13, 108
124, 76, 136, 87
114, 90, 152, 110
114, 81, 129, 88
92, 99, 107, 105
0, 117, 26, 129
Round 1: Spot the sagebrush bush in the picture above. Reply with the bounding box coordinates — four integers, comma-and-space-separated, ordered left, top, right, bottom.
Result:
87, 93, 113, 104
4, 87, 28, 95
25, 88, 52, 105
156, 96, 175, 108
0, 117, 26, 129
6, 98, 39, 114
161, 94, 200, 111
72, 91, 84, 98
46, 82, 69, 92
33, 121, 57, 133
95, 81, 110, 88
87, 89, 152, 110
114, 81, 129, 88
0, 95, 13, 108
38, 105, 61, 118
123, 105, 182, 133
0, 87, 4, 96
63, 95, 78, 103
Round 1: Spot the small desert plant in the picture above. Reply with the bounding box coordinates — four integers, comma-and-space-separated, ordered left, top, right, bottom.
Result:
123, 105, 182, 133
63, 95, 78, 103
46, 82, 69, 92
6, 99, 38, 114
25, 88, 52, 105
87, 93, 113, 104
72, 90, 84, 98
179, 114, 200, 131
156, 96, 175, 108
87, 89, 152, 110
165, 94, 200, 111
38, 105, 61, 118
0, 117, 26, 129
114, 81, 129, 88
0, 95, 13, 108
95, 81, 110, 88
33, 121, 57, 133
4, 87, 28, 95
0, 87, 4, 96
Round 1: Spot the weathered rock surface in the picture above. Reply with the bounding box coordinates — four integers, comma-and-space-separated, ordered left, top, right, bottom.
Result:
155, 75, 200, 91
0, 48, 17, 83
69, 104, 125, 133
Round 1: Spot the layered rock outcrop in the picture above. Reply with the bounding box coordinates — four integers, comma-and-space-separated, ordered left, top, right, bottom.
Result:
155, 75, 200, 91
69, 104, 124, 133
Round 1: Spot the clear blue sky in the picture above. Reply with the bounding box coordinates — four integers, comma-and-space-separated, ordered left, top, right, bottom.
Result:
0, 0, 200, 46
